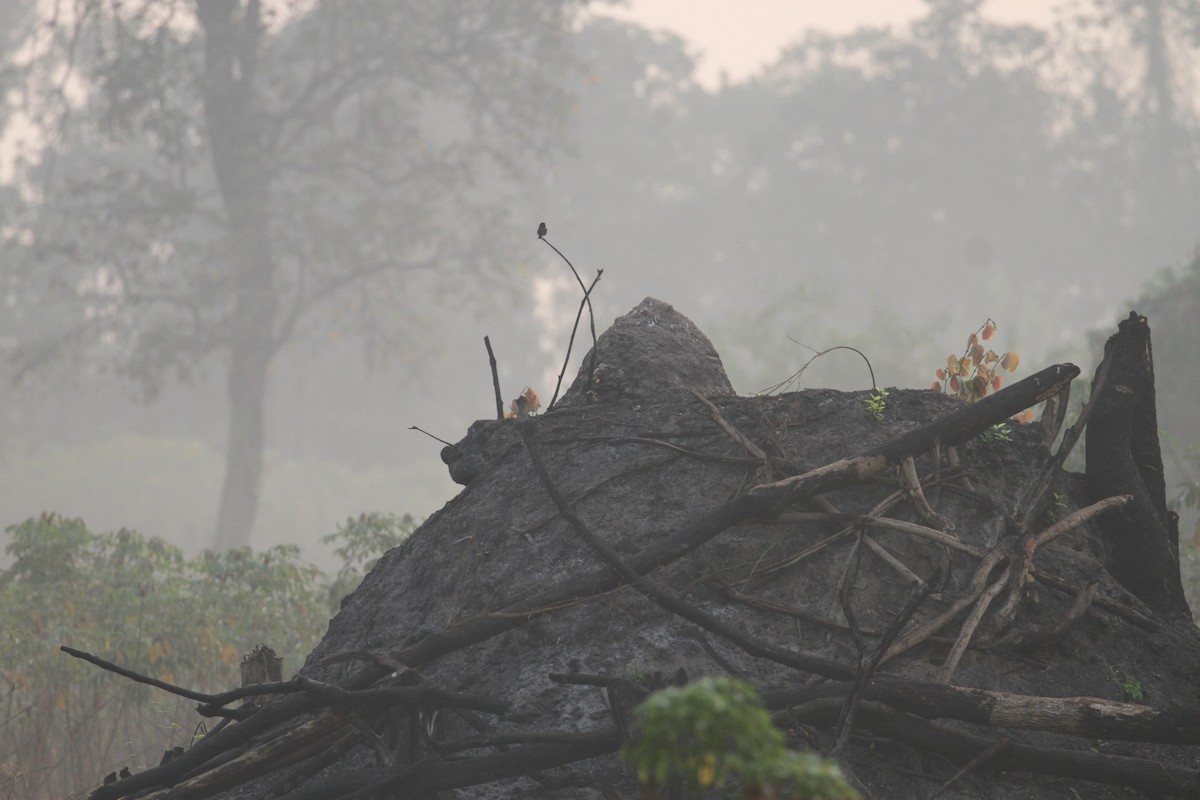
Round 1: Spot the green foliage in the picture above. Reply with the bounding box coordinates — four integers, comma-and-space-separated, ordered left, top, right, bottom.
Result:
1110, 668, 1144, 703
863, 389, 889, 423
977, 422, 1014, 447
0, 511, 409, 798
1045, 491, 1069, 523
624, 676, 857, 800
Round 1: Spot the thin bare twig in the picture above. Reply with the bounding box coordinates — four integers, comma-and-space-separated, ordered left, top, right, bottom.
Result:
409, 426, 454, 447
899, 456, 955, 533
547, 268, 603, 411
61, 646, 226, 704
833, 572, 939, 755
761, 342, 878, 395
484, 336, 504, 421
927, 737, 1011, 799
691, 390, 768, 462
939, 572, 1008, 683
541, 233, 602, 411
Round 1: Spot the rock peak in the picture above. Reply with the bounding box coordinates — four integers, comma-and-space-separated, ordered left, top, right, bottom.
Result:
556, 297, 733, 407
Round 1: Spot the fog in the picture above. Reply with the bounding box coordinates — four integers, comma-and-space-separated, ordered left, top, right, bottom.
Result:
1, 0, 1198, 564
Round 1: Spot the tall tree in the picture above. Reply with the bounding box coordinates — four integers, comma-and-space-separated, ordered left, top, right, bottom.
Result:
8, 1, 582, 547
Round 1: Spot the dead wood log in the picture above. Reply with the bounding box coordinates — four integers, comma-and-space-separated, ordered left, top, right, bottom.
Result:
762, 678, 1200, 744
272, 729, 620, 800
1086, 312, 1189, 618
751, 363, 1079, 501
787, 699, 1200, 797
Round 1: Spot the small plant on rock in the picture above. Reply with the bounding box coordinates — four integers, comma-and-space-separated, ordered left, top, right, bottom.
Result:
931, 319, 1033, 423
864, 388, 889, 422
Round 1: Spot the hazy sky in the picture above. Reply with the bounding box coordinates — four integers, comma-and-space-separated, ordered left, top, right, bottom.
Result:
607, 0, 1059, 87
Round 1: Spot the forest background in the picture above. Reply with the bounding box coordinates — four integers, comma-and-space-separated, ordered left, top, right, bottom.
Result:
1, 1, 1200, 794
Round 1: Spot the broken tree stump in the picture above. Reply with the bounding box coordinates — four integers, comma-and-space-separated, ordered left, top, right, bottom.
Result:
1086, 311, 1190, 619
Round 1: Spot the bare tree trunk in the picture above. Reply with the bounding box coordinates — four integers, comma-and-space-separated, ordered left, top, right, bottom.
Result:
215, 338, 271, 548
197, 0, 277, 548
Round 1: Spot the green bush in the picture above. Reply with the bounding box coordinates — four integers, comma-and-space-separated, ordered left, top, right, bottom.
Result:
0, 511, 409, 799
624, 676, 858, 800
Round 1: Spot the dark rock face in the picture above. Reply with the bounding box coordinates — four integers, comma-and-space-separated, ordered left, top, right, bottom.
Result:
441, 297, 734, 488
555, 296, 734, 408
218, 300, 1200, 800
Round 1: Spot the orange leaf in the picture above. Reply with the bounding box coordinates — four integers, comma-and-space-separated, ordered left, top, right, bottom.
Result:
935, 368, 946, 380
967, 332, 978, 348
982, 320, 996, 340
1001, 352, 1020, 372
991, 375, 1002, 392
930, 381, 943, 393
949, 376, 960, 392
984, 350, 999, 364
1014, 410, 1035, 424
971, 343, 984, 363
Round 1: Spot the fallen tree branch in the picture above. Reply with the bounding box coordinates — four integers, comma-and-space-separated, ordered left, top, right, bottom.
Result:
273, 728, 621, 800
751, 363, 1079, 502
1032, 494, 1134, 550
881, 547, 1010, 665
992, 581, 1098, 651
938, 571, 1008, 683
1031, 571, 1158, 632
785, 699, 1200, 797
1016, 351, 1111, 531
692, 389, 768, 463
762, 680, 1200, 745
515, 420, 858, 680
833, 572, 939, 755
779, 511, 983, 558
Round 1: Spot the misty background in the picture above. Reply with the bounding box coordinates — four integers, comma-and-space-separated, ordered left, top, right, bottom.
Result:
1, 0, 1198, 564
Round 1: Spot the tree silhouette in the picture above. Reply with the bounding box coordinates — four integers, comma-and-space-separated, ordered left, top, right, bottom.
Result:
7, 0, 581, 547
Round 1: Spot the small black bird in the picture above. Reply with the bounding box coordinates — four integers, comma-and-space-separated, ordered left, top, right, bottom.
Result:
537, 221, 547, 239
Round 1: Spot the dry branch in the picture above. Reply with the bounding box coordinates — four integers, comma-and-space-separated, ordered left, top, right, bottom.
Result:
763, 680, 1200, 745
784, 699, 1200, 797
691, 389, 768, 462
484, 335, 504, 421
751, 363, 1079, 502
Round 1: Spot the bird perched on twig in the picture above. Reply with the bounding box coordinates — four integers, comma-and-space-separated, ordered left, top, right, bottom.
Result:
537, 221, 547, 239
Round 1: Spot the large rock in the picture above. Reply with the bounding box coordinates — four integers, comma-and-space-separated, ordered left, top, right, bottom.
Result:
210, 300, 1200, 800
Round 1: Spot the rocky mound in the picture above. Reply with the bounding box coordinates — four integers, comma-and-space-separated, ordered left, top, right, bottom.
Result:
92, 300, 1200, 800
